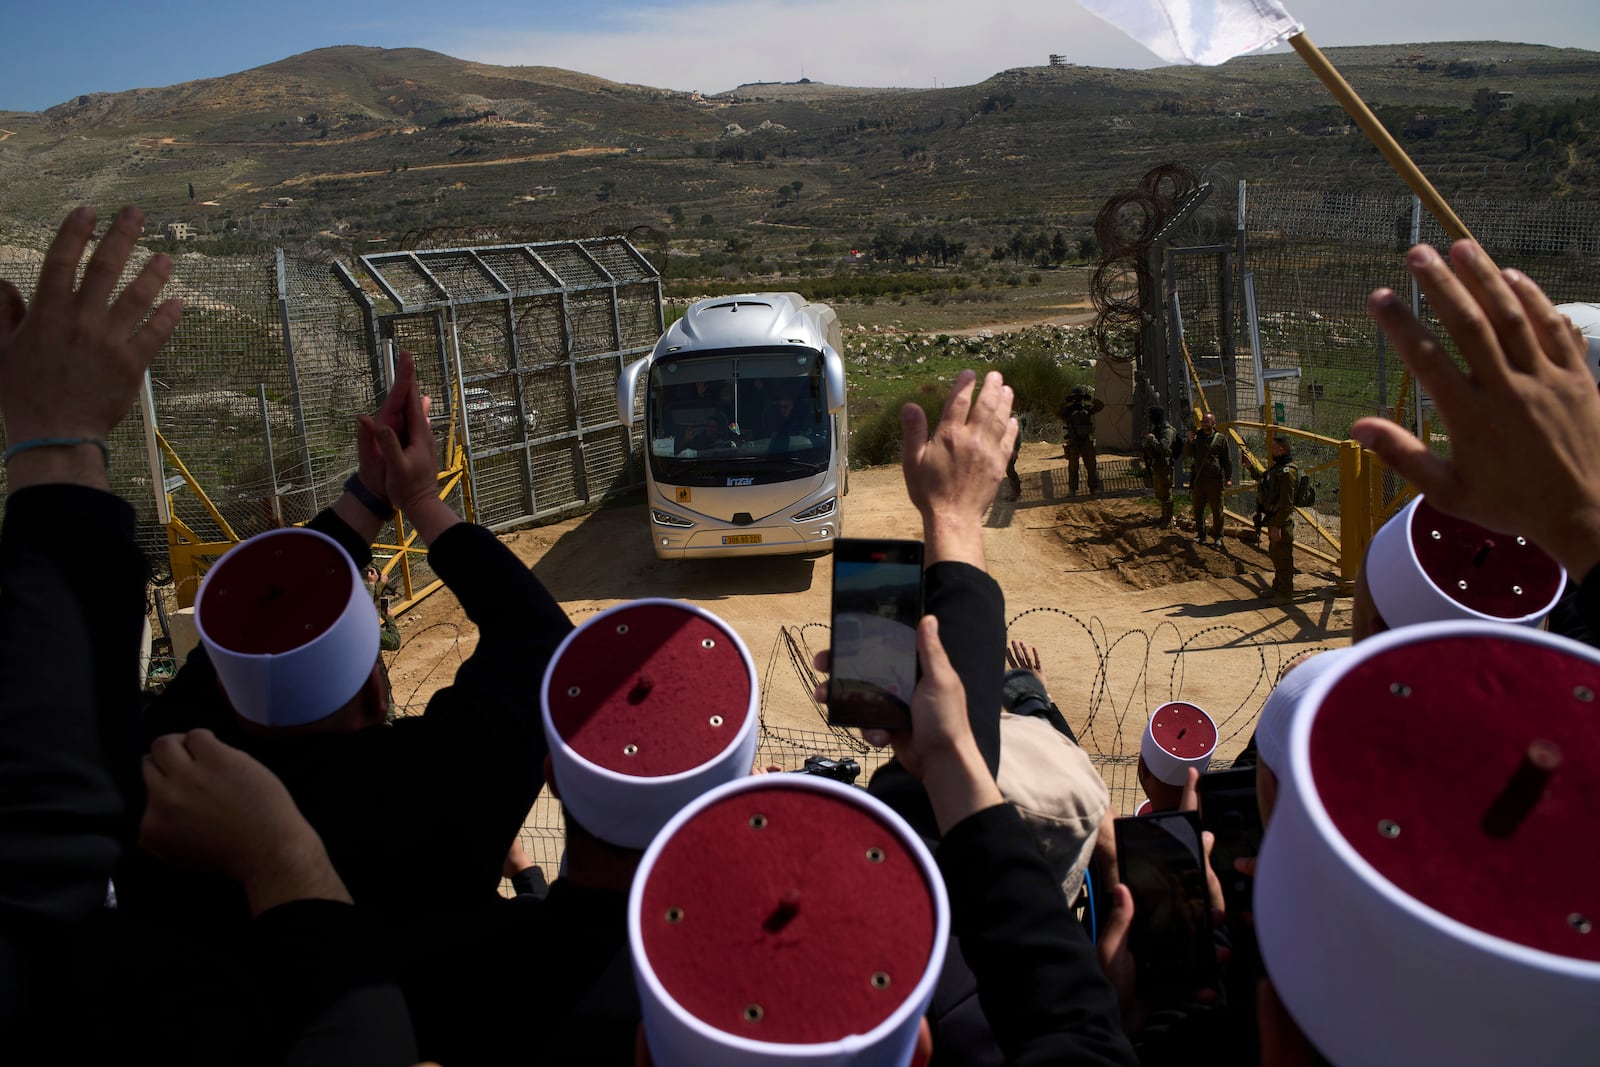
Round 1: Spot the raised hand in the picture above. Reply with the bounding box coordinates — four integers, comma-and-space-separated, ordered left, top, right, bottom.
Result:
901, 369, 1018, 569
0, 207, 182, 490
1351, 241, 1600, 578
139, 729, 349, 915
1005, 639, 1048, 693
361, 355, 460, 543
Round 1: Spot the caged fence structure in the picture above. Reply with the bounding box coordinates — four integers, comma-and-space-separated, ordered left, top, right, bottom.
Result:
1100, 164, 1600, 585
0, 230, 661, 636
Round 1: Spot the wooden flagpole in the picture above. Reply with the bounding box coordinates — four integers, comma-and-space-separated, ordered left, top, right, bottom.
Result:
1288, 33, 1475, 243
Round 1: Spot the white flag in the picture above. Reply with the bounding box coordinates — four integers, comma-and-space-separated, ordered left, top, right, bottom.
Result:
1078, 0, 1303, 66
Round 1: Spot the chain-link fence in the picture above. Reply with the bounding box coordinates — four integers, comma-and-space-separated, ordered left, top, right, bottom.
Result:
0, 231, 659, 621
1155, 178, 1600, 562
359, 242, 662, 531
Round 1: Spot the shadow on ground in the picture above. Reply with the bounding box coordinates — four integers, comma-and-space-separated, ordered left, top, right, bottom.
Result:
511, 502, 819, 603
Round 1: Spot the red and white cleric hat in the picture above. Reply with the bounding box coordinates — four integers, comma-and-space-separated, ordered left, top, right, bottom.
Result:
1140, 701, 1218, 786
541, 598, 760, 850
1252, 648, 1351, 779
1554, 302, 1600, 383
195, 527, 380, 727
629, 774, 949, 1066
1365, 495, 1564, 629
1255, 621, 1600, 1066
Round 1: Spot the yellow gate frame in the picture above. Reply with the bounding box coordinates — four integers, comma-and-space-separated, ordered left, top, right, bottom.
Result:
1184, 371, 1417, 593
162, 390, 475, 611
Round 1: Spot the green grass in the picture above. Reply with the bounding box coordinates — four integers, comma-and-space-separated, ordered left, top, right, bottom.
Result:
845, 341, 1095, 466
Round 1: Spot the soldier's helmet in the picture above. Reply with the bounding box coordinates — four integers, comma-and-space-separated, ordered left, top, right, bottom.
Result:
1069, 385, 1090, 400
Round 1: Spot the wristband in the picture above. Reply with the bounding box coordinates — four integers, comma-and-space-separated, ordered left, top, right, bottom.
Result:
343, 472, 392, 519
3, 436, 110, 469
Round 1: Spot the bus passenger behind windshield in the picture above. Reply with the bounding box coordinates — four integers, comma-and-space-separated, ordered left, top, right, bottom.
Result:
617, 293, 848, 559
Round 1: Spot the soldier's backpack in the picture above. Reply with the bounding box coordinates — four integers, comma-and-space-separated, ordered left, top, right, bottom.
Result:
1293, 470, 1316, 507
1066, 404, 1095, 442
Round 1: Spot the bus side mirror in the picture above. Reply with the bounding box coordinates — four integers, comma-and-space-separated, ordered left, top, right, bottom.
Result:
821, 346, 847, 413
617, 357, 649, 426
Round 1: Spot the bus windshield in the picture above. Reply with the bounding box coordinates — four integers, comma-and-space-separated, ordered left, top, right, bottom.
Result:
646, 348, 830, 486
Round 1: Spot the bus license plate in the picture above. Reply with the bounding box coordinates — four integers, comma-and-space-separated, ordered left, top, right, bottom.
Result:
722, 534, 762, 545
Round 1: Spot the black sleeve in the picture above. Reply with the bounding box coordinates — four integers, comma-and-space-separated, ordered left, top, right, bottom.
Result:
307, 506, 374, 570
1565, 567, 1600, 649
252, 899, 418, 1067
0, 486, 146, 924
867, 561, 1004, 840
937, 805, 1139, 1067
510, 864, 550, 900
422, 522, 572, 732
0, 485, 146, 1025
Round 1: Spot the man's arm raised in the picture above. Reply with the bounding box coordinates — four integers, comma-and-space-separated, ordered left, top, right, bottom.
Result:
1351, 241, 1600, 580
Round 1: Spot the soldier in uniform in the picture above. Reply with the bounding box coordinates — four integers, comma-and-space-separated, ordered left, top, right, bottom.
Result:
1141, 405, 1179, 527
1184, 412, 1233, 545
1058, 385, 1105, 495
1255, 434, 1301, 598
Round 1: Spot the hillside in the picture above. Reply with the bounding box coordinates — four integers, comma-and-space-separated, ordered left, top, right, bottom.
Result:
1, 42, 1596, 266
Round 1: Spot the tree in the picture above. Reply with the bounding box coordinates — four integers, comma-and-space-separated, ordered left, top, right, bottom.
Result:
790, 180, 804, 199
1007, 229, 1028, 264
868, 224, 901, 262
1049, 231, 1069, 267
699, 213, 715, 227
668, 205, 685, 225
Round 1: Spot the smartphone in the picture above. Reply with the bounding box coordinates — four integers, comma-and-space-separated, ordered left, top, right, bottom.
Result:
1115, 810, 1220, 1005
1197, 767, 1263, 916
827, 538, 925, 731
380, 595, 392, 614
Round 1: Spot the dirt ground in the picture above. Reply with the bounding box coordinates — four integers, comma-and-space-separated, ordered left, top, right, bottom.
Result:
386, 441, 1351, 834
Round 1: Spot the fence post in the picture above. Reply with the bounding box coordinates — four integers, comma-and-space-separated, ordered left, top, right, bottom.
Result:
1338, 438, 1370, 591
1408, 196, 1425, 437
276, 249, 321, 518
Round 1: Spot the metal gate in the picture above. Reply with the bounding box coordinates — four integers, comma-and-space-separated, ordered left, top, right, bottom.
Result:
357, 238, 662, 529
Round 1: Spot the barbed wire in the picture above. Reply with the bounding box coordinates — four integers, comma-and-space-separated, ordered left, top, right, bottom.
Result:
389, 621, 467, 717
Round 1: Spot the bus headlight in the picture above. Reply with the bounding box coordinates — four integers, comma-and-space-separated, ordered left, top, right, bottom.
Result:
650, 508, 695, 529
790, 497, 836, 522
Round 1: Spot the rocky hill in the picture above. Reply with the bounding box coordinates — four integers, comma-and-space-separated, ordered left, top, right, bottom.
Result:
1, 42, 1594, 259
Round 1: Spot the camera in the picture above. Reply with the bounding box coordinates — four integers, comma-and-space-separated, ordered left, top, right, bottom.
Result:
794, 755, 862, 786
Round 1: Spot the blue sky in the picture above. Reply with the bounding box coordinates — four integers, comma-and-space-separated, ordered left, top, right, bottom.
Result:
1, 0, 1595, 112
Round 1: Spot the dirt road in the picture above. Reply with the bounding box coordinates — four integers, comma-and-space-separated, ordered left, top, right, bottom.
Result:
387, 441, 1350, 827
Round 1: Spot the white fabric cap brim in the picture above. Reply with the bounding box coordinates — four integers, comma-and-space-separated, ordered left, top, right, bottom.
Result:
1255, 621, 1600, 1066
1554, 303, 1600, 383
541, 599, 759, 850
1253, 648, 1350, 778
195, 528, 379, 728
628, 775, 949, 1066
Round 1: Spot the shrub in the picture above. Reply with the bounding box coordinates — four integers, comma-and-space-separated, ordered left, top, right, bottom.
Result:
994, 350, 1093, 435
849, 385, 946, 467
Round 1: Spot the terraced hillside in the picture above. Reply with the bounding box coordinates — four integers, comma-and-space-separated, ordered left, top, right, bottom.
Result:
0, 41, 1595, 268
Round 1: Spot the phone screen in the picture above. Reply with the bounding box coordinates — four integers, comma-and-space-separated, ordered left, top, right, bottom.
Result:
1197, 767, 1263, 916
1115, 810, 1219, 1004
827, 538, 924, 730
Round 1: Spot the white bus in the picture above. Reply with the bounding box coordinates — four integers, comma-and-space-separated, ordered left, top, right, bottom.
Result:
617, 292, 848, 559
